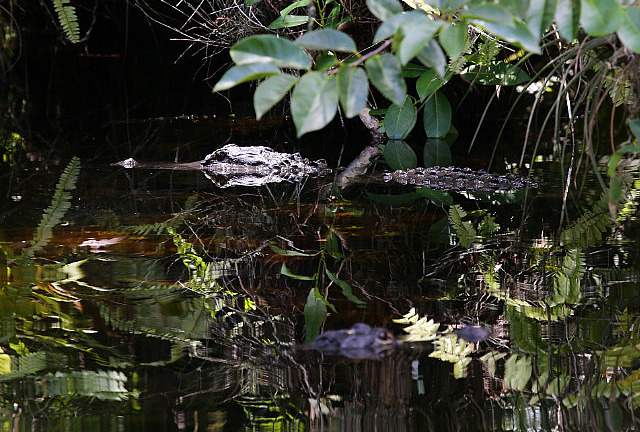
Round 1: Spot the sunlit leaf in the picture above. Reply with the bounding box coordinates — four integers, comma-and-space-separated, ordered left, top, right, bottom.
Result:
230, 34, 312, 69
0, 351, 10, 374
291, 72, 338, 137
295, 28, 357, 52
366, 0, 404, 21
416, 69, 451, 101
384, 96, 417, 139
556, 0, 581, 40
374, 12, 409, 43
439, 21, 468, 60
423, 138, 451, 167
504, 354, 532, 390
281, 262, 315, 280
416, 39, 447, 77
268, 15, 310, 29
304, 288, 327, 343
254, 74, 298, 119
474, 20, 541, 54
423, 91, 451, 138
462, 63, 530, 85
384, 139, 418, 169
526, 0, 557, 38
461, 4, 514, 23
325, 268, 366, 306
337, 66, 369, 118
397, 12, 441, 65
213, 64, 280, 91
618, 7, 640, 53
366, 53, 407, 105
580, 0, 623, 36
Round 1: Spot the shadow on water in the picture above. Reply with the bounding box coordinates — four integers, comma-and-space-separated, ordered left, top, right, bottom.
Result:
2, 5, 640, 432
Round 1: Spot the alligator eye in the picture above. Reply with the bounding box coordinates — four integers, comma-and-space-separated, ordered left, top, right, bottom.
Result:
213, 151, 228, 162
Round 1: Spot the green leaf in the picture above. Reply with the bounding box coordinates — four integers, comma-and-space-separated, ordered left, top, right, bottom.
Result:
366, 53, 407, 105
247, 0, 262, 4
279, 0, 312, 16
254, 74, 298, 119
295, 28, 357, 52
325, 268, 366, 306
461, 4, 514, 23
374, 12, 409, 43
402, 62, 428, 77
461, 63, 530, 85
384, 139, 418, 169
556, 0, 581, 40
384, 96, 417, 139
475, 19, 541, 54
291, 72, 339, 137
281, 262, 315, 280
269, 244, 314, 256
416, 69, 451, 101
416, 187, 454, 205
423, 138, 452, 167
268, 15, 310, 29
213, 64, 280, 91
304, 288, 327, 343
337, 66, 369, 118
526, 0, 558, 38
397, 12, 441, 65
416, 39, 447, 77
580, 0, 623, 36
618, 7, 640, 53
423, 91, 451, 138
366, 0, 405, 21
230, 34, 312, 69
324, 231, 345, 259
315, 53, 339, 71
504, 354, 532, 390
439, 21, 468, 60
629, 119, 640, 140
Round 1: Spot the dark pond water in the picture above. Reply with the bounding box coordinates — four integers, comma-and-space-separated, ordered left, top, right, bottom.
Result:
2, 6, 640, 432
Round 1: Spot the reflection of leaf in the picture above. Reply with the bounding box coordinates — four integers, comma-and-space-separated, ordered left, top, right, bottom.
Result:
325, 268, 366, 306
504, 354, 532, 390
280, 262, 315, 280
269, 244, 314, 257
304, 288, 327, 343
384, 140, 418, 170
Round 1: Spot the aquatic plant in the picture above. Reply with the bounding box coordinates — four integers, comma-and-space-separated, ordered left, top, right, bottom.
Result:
50, 0, 80, 43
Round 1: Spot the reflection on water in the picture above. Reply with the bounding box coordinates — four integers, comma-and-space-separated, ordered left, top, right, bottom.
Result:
1, 140, 639, 431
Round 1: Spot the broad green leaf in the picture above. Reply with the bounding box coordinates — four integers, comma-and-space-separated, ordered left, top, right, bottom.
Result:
526, 0, 557, 38
618, 7, 640, 53
384, 139, 418, 169
580, 0, 623, 36
629, 119, 640, 140
247, 0, 262, 4
295, 28, 357, 52
461, 4, 514, 23
416, 69, 451, 101
423, 91, 451, 138
254, 74, 298, 119
304, 288, 327, 343
461, 63, 530, 85
281, 262, 315, 280
504, 354, 532, 390
397, 12, 441, 64
366, 191, 421, 205
337, 66, 369, 118
0, 351, 10, 374
374, 12, 409, 43
416, 187, 454, 205
268, 15, 310, 29
555, 0, 581, 40
367, 0, 405, 21
416, 39, 447, 77
324, 231, 345, 259
475, 19, 541, 54
213, 64, 280, 91
315, 53, 339, 70
423, 138, 452, 167
325, 268, 366, 306
279, 0, 312, 16
269, 244, 314, 256
291, 72, 339, 137
439, 21, 468, 60
230, 34, 312, 69
366, 53, 407, 105
384, 96, 417, 139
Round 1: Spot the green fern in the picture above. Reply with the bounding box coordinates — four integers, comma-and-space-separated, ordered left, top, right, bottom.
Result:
20, 157, 80, 259
449, 205, 477, 248
559, 194, 611, 248
51, 0, 80, 43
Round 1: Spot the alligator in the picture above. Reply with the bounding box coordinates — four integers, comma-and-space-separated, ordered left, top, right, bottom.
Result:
114, 144, 536, 191
383, 166, 537, 191
311, 323, 491, 359
114, 144, 331, 188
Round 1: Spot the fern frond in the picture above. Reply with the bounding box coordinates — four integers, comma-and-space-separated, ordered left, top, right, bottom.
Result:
21, 157, 80, 259
560, 195, 611, 248
51, 0, 80, 43
449, 205, 477, 248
